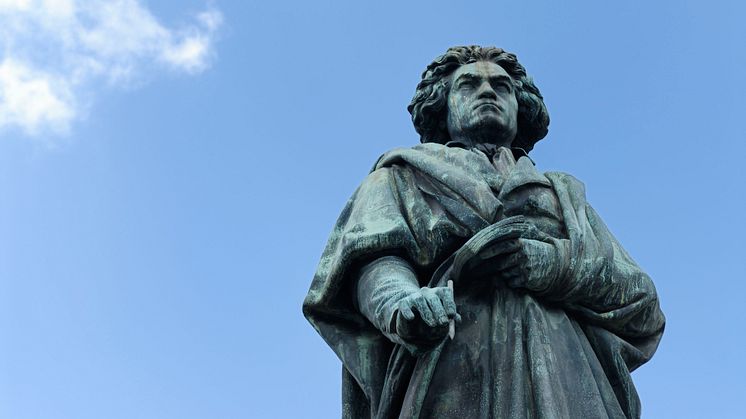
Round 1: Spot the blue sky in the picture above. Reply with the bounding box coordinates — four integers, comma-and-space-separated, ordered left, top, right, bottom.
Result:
0, 0, 744, 418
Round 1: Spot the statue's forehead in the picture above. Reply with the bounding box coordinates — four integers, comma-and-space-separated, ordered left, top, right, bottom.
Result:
451, 61, 510, 81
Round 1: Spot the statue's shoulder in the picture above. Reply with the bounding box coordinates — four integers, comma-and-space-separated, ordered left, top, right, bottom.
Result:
372, 142, 470, 172
543, 170, 583, 185
543, 170, 589, 200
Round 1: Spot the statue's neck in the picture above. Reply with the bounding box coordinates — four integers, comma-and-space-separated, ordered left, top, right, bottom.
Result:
445, 140, 507, 157
447, 133, 513, 150
444, 140, 534, 164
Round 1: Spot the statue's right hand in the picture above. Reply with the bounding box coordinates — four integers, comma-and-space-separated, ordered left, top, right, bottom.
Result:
394, 287, 461, 344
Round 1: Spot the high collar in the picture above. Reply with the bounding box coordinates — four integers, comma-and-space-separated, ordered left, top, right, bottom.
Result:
444, 140, 533, 165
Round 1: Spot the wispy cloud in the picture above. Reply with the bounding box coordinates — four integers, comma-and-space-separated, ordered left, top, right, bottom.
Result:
0, 0, 223, 136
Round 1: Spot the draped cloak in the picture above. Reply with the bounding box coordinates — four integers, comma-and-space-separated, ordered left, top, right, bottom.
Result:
303, 143, 665, 419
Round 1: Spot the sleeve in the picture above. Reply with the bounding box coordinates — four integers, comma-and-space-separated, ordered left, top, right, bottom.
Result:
303, 163, 462, 408
301, 167, 422, 410
537, 173, 665, 351
356, 255, 422, 350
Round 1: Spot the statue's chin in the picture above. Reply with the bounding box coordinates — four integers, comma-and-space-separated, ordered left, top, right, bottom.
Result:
464, 127, 514, 148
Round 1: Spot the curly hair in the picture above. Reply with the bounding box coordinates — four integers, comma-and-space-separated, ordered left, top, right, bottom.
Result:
408, 46, 550, 153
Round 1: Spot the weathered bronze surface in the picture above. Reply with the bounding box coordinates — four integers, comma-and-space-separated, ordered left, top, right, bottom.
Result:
304, 46, 665, 419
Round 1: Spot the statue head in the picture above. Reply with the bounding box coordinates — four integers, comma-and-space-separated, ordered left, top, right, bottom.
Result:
408, 46, 550, 154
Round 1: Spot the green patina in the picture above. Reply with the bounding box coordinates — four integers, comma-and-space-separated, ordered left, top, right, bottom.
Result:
303, 46, 664, 419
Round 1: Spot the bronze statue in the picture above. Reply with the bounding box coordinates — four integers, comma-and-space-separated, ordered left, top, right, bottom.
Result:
304, 46, 665, 418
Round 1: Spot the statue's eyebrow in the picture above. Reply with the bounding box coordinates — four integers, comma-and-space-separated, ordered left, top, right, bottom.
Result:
454, 72, 512, 86
488, 75, 513, 85
454, 73, 480, 84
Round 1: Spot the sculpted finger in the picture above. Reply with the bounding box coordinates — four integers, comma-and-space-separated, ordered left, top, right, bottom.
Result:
424, 291, 448, 325
494, 217, 530, 236
501, 265, 523, 278
435, 287, 458, 318
501, 265, 525, 283
479, 239, 521, 260
496, 252, 526, 271
489, 225, 526, 243
518, 224, 548, 241
398, 302, 416, 321
412, 295, 437, 327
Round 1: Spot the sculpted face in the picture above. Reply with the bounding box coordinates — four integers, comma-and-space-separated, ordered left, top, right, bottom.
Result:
446, 61, 518, 147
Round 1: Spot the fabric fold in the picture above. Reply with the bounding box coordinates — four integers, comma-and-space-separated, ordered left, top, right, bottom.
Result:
303, 143, 664, 419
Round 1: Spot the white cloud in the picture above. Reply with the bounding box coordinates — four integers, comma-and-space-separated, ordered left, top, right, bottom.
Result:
0, 58, 74, 134
0, 0, 223, 136
162, 36, 210, 73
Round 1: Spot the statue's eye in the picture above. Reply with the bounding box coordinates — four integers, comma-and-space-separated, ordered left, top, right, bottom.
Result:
493, 82, 511, 93
457, 80, 476, 90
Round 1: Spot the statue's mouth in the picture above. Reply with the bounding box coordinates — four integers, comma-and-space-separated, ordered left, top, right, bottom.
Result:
475, 102, 500, 111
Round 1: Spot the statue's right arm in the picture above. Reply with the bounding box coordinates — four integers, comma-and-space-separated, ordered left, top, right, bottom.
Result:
356, 255, 458, 352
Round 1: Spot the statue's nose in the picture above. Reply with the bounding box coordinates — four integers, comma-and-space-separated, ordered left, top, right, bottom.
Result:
477, 81, 497, 99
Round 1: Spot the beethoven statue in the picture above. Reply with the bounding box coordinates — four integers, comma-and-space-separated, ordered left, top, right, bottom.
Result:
303, 45, 665, 419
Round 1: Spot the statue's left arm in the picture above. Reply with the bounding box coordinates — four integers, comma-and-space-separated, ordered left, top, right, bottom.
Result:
512, 173, 665, 366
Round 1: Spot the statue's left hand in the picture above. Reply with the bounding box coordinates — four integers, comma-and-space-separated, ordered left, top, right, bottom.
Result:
460, 223, 563, 290
464, 239, 526, 283
502, 238, 562, 290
